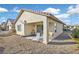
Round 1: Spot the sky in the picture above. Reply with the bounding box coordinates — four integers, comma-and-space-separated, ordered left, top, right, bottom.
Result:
0, 4, 79, 25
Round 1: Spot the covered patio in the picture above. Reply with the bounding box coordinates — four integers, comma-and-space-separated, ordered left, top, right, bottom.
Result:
24, 19, 55, 44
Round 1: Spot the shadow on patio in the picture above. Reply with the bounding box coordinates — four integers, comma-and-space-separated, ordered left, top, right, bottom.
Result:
54, 31, 71, 40
48, 41, 77, 45
48, 32, 77, 45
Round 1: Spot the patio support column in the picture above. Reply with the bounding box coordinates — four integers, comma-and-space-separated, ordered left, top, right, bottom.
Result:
24, 20, 27, 36
43, 19, 49, 44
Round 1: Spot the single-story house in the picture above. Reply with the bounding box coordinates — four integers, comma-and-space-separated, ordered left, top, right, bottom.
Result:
15, 9, 65, 44
6, 19, 15, 31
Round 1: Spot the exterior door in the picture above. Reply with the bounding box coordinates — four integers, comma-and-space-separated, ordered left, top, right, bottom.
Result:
37, 25, 43, 36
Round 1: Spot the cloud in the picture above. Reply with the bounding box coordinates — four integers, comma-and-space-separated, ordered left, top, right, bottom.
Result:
74, 22, 79, 25
64, 19, 71, 24
77, 17, 79, 18
61, 19, 71, 25
0, 7, 8, 12
55, 13, 70, 19
0, 7, 20, 13
43, 8, 60, 14
0, 17, 7, 23
68, 5, 74, 10
63, 19, 71, 23
67, 5, 79, 15
54, 13, 70, 25
43, 7, 71, 24
11, 7, 20, 12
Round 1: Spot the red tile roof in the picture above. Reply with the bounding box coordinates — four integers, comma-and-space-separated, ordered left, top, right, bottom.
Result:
15, 9, 65, 25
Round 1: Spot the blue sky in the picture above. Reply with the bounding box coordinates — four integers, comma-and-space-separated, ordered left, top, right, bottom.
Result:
0, 4, 79, 25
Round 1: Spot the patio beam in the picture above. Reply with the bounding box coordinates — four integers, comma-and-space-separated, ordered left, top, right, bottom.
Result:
43, 19, 49, 44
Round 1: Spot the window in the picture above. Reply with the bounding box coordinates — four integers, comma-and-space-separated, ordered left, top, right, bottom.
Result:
17, 24, 21, 31
54, 23, 57, 32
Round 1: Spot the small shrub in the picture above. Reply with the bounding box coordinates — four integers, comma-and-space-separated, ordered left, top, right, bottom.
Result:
72, 28, 79, 38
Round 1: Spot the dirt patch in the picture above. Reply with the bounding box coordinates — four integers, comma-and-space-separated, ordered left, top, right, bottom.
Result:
0, 35, 78, 54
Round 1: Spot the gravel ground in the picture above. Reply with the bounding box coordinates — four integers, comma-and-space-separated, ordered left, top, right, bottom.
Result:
0, 35, 79, 54
0, 31, 14, 37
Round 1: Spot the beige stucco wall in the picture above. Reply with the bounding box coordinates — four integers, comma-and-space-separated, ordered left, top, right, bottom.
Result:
15, 11, 47, 36
15, 23, 25, 35
47, 17, 63, 40
48, 18, 55, 33
53, 21, 63, 38
24, 23, 35, 36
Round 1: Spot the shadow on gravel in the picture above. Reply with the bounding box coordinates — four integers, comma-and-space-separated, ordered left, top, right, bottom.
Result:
48, 42, 77, 45
0, 47, 5, 54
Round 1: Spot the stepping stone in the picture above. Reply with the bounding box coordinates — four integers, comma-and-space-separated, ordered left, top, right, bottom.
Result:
0, 47, 5, 54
